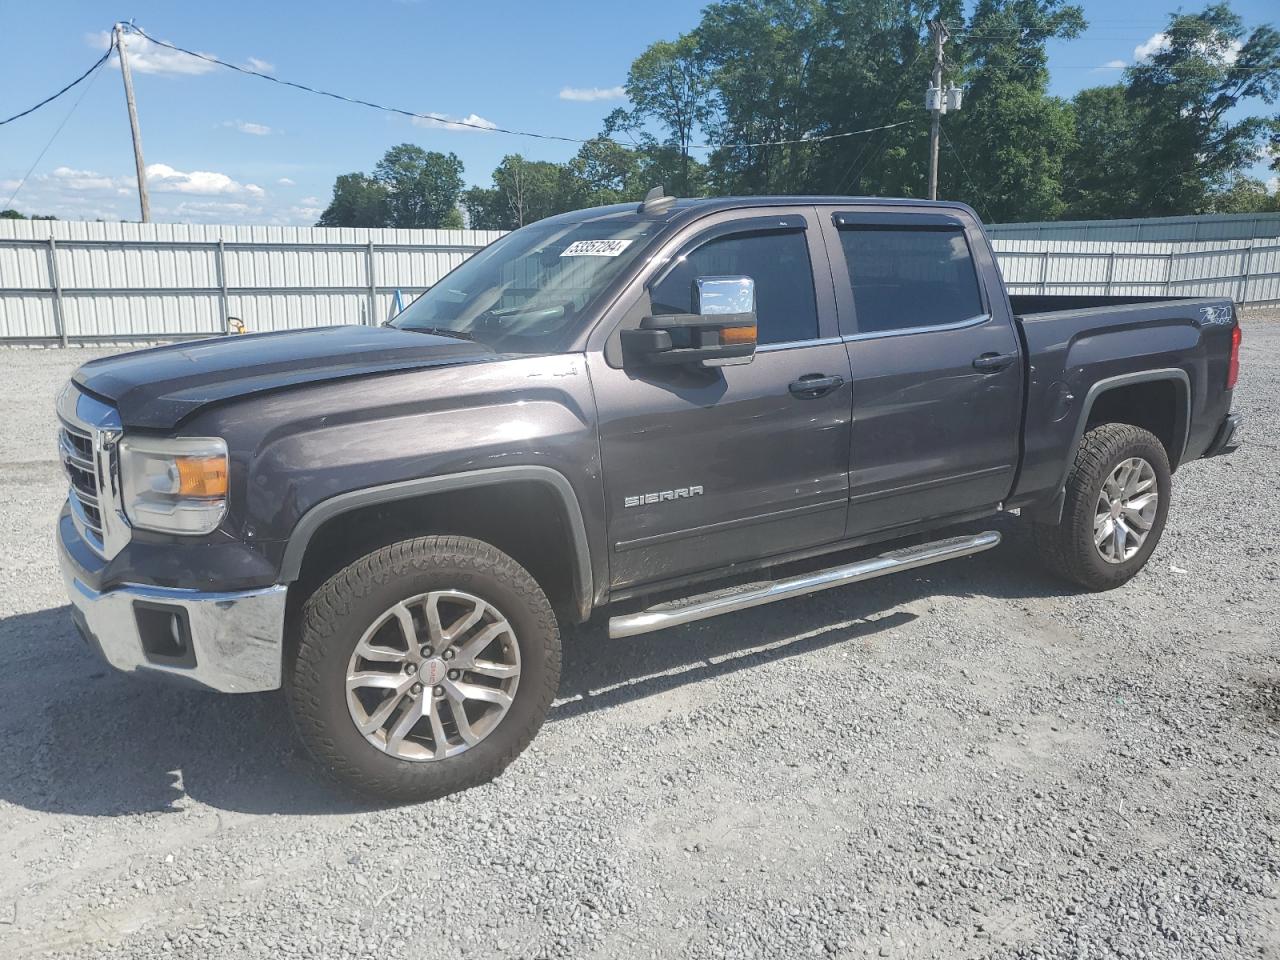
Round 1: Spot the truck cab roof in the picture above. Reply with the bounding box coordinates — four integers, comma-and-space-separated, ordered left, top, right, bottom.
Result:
544, 194, 982, 229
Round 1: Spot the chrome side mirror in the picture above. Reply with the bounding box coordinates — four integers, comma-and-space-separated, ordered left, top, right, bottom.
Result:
623, 275, 758, 369
694, 276, 755, 316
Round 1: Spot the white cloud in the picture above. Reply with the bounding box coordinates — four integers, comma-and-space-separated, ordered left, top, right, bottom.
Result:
145, 163, 265, 198
88, 31, 272, 78
3, 164, 325, 225
559, 85, 626, 102
1090, 59, 1127, 73
1268, 177, 1279, 196
410, 112, 498, 132
1134, 31, 1242, 63
49, 166, 129, 191
277, 177, 296, 187
88, 30, 217, 76
222, 120, 273, 136
1133, 33, 1169, 61
289, 203, 323, 223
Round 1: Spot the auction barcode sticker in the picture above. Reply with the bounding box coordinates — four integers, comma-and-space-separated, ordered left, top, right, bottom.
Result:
560, 239, 634, 257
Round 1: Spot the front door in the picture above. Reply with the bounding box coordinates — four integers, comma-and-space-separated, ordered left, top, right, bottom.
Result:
823, 210, 1023, 538
589, 210, 853, 592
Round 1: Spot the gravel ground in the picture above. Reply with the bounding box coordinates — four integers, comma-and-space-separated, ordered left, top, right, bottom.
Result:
0, 322, 1277, 960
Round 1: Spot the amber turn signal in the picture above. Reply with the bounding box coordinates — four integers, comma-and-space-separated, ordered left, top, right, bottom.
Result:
175, 455, 229, 498
720, 324, 757, 346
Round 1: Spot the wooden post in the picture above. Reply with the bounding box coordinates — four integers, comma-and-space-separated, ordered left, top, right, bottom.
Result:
927, 21, 948, 201
114, 24, 151, 222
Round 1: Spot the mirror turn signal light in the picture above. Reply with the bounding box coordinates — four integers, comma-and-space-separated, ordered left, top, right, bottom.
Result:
720, 324, 757, 346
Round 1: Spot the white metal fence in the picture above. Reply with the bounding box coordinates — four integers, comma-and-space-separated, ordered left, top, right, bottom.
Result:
987, 211, 1280, 242
1, 220, 1277, 344
990, 238, 1280, 304
0, 220, 503, 344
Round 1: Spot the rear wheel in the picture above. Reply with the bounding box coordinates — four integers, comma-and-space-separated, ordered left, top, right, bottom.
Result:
1033, 423, 1172, 591
286, 535, 560, 803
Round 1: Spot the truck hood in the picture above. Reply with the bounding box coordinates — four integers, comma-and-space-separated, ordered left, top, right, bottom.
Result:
73, 325, 499, 430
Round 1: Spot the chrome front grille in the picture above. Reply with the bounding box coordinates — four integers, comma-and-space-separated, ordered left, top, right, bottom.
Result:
59, 421, 104, 542
56, 383, 128, 558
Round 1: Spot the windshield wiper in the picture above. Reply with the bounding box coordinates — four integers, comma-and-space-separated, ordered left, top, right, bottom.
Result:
400, 326, 476, 342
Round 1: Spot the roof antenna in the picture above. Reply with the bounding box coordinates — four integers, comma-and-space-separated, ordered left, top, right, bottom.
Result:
639, 185, 676, 215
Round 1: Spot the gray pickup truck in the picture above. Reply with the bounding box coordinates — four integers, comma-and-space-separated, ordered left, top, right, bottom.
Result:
56, 193, 1243, 801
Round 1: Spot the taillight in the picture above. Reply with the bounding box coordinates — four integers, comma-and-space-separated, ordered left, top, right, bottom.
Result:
1227, 324, 1241, 390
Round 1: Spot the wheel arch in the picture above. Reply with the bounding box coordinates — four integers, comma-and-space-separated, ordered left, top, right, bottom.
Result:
1074, 369, 1190, 472
279, 466, 594, 622
1037, 368, 1190, 524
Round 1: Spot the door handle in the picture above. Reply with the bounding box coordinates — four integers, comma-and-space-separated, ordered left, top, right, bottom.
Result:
788, 374, 845, 398
972, 352, 1018, 371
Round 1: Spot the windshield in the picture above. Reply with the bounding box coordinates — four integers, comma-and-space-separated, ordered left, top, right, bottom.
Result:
391, 213, 662, 353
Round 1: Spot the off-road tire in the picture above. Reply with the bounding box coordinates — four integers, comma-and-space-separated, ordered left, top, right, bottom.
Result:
286, 535, 560, 804
1032, 423, 1172, 591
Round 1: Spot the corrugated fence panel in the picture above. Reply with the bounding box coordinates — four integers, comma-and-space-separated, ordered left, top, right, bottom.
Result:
988, 212, 1280, 242
0, 241, 50, 289
3, 218, 1277, 342
62, 293, 223, 338
228, 293, 365, 332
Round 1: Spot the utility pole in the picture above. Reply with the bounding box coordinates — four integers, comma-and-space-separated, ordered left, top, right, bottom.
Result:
926, 19, 949, 202
113, 22, 151, 222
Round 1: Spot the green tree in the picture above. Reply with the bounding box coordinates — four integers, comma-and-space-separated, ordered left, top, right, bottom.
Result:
373, 144, 465, 228
623, 34, 716, 194
1, 209, 26, 219
696, 0, 837, 195
316, 173, 389, 227
1061, 85, 1143, 218
1124, 4, 1280, 215
945, 0, 1085, 221
460, 187, 507, 230
1206, 174, 1280, 212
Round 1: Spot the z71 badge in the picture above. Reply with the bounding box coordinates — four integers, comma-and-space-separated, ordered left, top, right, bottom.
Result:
1198, 304, 1233, 327
624, 485, 704, 508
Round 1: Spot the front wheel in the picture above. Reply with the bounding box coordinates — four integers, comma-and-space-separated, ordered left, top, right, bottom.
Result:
1032, 423, 1172, 591
286, 535, 561, 803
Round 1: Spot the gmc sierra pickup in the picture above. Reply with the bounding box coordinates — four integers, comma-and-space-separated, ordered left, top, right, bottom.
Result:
56, 192, 1243, 802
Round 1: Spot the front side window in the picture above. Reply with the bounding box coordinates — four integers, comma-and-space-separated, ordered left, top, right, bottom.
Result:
650, 230, 819, 345
393, 214, 661, 353
838, 227, 984, 334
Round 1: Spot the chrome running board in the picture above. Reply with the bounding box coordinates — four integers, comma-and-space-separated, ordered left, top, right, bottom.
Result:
608, 530, 1001, 639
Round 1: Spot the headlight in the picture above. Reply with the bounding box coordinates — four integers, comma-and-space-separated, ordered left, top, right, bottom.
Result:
119, 436, 228, 534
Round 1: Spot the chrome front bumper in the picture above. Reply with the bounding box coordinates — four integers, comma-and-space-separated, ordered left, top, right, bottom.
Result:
58, 527, 287, 693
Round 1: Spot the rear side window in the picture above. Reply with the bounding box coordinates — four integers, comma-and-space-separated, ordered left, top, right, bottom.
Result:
838, 228, 984, 334
650, 231, 819, 345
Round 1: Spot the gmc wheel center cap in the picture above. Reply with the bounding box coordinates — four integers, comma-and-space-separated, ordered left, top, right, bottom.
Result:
422, 658, 447, 685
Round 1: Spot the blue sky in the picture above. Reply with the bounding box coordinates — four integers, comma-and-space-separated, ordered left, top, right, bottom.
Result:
1, 0, 1276, 225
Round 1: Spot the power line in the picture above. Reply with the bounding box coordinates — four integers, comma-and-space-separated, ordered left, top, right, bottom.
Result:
939, 125, 992, 222
3, 36, 114, 211
833, 44, 927, 194
123, 24, 910, 152
0, 42, 115, 126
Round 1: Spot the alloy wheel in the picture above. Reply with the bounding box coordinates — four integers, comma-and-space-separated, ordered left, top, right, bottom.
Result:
345, 590, 521, 761
1094, 457, 1159, 564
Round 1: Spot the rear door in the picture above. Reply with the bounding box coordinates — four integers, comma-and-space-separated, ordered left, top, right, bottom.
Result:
821, 209, 1023, 538
588, 208, 853, 591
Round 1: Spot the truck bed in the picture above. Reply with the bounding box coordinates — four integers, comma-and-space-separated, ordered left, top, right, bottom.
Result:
1007, 294, 1237, 511
1009, 293, 1197, 315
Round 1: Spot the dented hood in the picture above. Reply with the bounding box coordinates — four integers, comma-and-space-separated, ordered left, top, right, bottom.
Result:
73, 324, 498, 430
